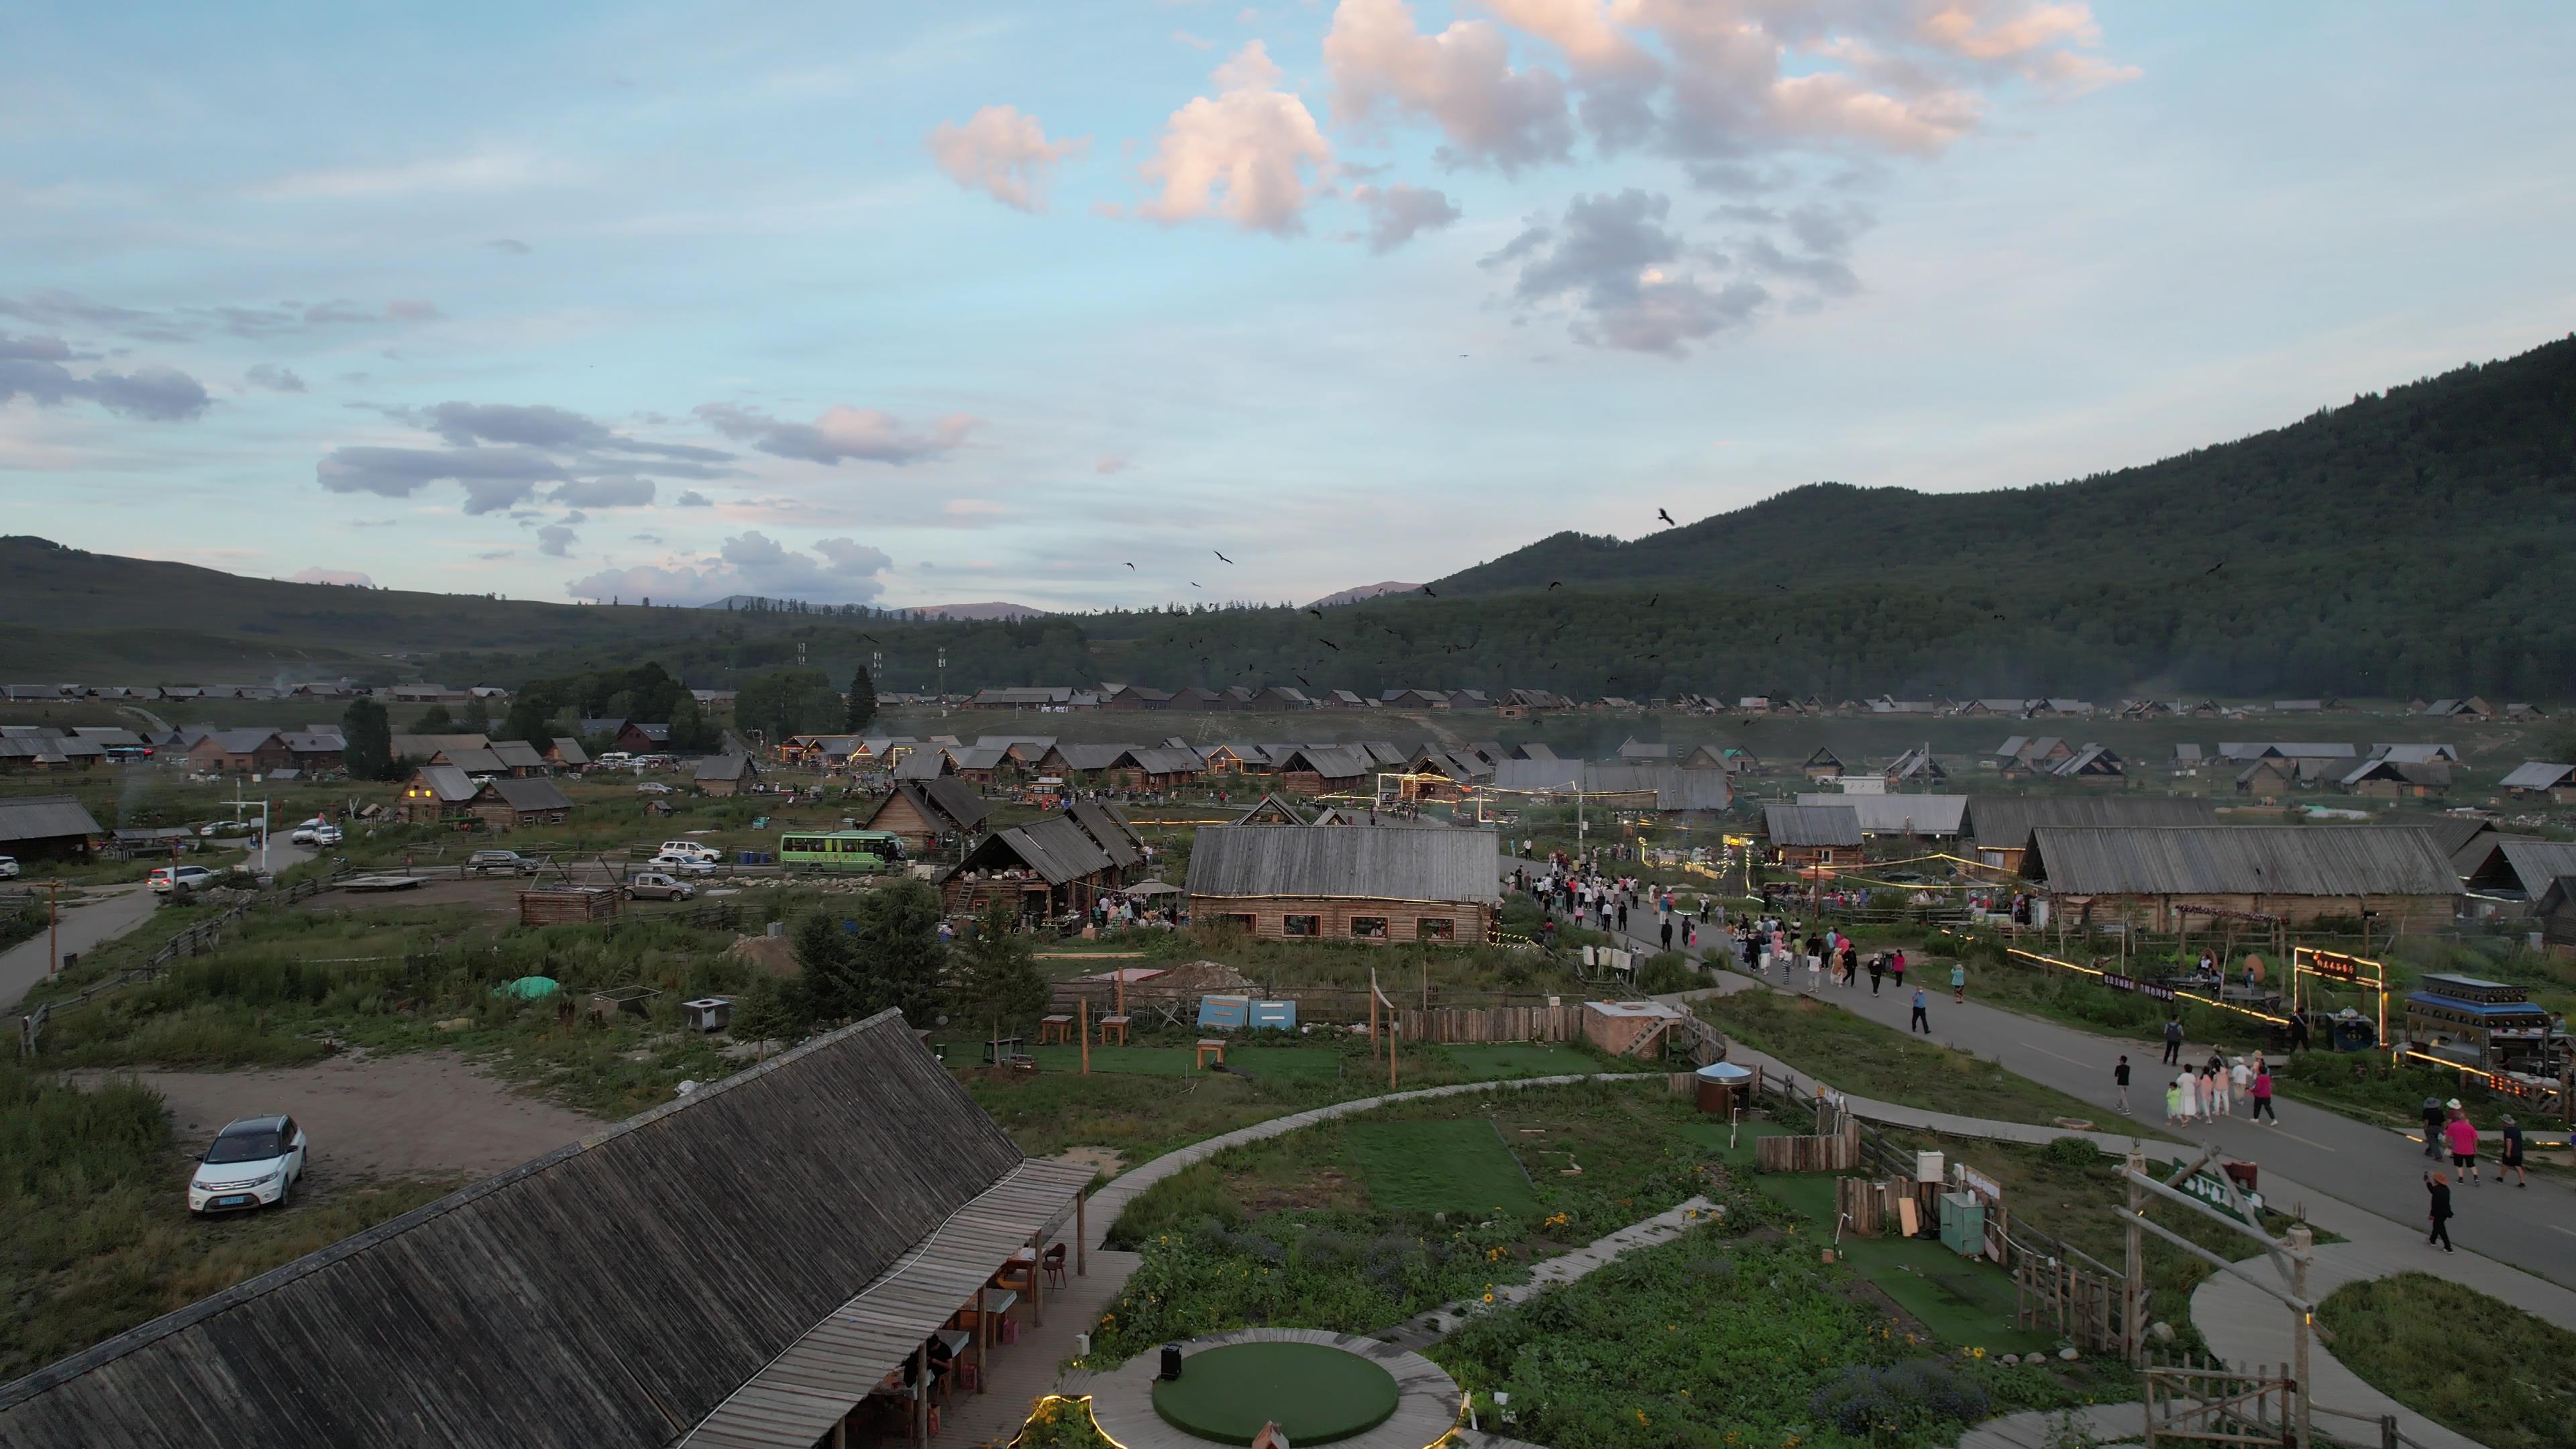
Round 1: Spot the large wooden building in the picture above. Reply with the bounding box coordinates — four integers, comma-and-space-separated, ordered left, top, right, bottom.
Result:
0, 1011, 1091, 1449
861, 777, 994, 857
0, 795, 105, 861
1961, 796, 2216, 876
938, 804, 1144, 920
1185, 824, 1498, 944
394, 763, 480, 824
2023, 824, 2462, 932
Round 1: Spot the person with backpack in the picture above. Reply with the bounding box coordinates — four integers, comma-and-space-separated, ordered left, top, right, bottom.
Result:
2161, 1017, 2183, 1066
2420, 1097, 2446, 1158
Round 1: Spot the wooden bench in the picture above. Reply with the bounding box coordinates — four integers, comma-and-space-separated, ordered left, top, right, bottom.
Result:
1195, 1038, 1226, 1069
1097, 1014, 1130, 1045
1036, 1014, 1075, 1044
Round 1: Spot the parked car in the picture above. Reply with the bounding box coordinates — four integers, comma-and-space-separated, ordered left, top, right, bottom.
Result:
656, 840, 721, 862
624, 871, 696, 901
149, 865, 219, 894
0, 855, 17, 879
466, 849, 539, 877
636, 782, 674, 796
199, 820, 254, 838
188, 1115, 307, 1215
647, 853, 718, 877
288, 819, 342, 846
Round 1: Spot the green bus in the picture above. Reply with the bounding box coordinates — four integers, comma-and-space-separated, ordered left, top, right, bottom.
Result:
777, 830, 906, 873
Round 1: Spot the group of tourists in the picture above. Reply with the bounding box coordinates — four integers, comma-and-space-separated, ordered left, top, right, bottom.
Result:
2133, 1050, 2275, 1125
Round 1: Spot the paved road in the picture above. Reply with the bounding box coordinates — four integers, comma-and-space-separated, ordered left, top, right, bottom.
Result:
2, 839, 318, 1012
1621, 918, 2576, 1293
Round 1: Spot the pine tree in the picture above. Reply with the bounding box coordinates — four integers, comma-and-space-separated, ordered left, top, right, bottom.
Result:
948, 902, 1047, 1037
847, 664, 878, 732
341, 698, 394, 780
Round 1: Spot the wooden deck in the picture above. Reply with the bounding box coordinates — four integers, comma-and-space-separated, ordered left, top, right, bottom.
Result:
684, 1157, 1096, 1449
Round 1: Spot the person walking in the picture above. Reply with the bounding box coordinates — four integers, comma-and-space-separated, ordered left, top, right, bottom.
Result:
1867, 953, 1885, 995
2249, 1063, 2275, 1123
1950, 961, 1967, 1005
2230, 1056, 2251, 1118
2445, 1105, 2481, 1185
2176, 1067, 2198, 1123
2418, 1097, 2445, 1159
2500, 1115, 2527, 1187
2164, 1076, 2182, 1124
2114, 1055, 2132, 1115
2425, 1169, 2455, 1252
1840, 940, 1859, 988
1660, 916, 1674, 951
2161, 1017, 2183, 1066
1909, 986, 1930, 1034
1888, 950, 1907, 994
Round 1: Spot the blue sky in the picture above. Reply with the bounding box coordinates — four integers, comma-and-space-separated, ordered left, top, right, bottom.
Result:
5, 2, 2572, 612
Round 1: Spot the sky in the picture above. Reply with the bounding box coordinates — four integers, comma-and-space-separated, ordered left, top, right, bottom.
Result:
5, 2, 2573, 614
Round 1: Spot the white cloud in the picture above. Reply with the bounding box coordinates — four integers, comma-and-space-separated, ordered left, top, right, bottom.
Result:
1484, 189, 1767, 355
694, 402, 981, 466
536, 524, 578, 557
288, 566, 373, 586
926, 105, 1090, 212
1352, 182, 1462, 252
1325, 0, 1575, 173
1132, 42, 1336, 235
566, 530, 895, 605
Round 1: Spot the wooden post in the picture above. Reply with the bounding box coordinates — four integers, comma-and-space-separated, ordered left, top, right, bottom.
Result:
2124, 1149, 2145, 1366
1079, 998, 1089, 1074
913, 1342, 928, 1446
1077, 1194, 1087, 1276
1029, 1229, 1045, 1326
975, 1284, 989, 1391
1389, 1022, 1398, 1091
2290, 1225, 2313, 1449
46, 879, 60, 979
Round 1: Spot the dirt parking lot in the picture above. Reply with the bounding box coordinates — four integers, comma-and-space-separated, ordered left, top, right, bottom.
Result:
74, 1051, 596, 1184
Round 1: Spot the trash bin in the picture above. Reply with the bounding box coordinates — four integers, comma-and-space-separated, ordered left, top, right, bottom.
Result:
1938, 1192, 1985, 1257
60, 951, 77, 973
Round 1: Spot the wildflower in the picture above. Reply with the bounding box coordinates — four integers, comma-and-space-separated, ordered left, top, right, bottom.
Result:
1482, 1293, 1495, 1303
1970, 1346, 1986, 1359
1635, 1411, 1650, 1426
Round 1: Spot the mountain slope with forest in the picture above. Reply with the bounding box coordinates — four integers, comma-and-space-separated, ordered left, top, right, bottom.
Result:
1, 335, 2570, 700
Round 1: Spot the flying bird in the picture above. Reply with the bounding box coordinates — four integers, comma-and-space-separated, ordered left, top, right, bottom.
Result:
1215, 551, 1234, 564
1319, 638, 1340, 651
1124, 561, 1135, 570
1657, 508, 1676, 526
1190, 582, 1201, 588
1421, 584, 1438, 597
2205, 561, 2225, 575
1548, 581, 1562, 590
1648, 594, 1658, 607
1305, 607, 1324, 619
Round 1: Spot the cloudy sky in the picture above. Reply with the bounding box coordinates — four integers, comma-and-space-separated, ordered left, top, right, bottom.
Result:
5, 3, 2572, 611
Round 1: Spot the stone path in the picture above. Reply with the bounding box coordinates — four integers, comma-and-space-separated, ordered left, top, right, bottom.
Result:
1953, 1402, 2145, 1449
1377, 1196, 1720, 1351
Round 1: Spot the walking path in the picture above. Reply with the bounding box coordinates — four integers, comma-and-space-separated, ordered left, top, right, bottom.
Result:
1612, 924, 2576, 1449
0, 885, 154, 1011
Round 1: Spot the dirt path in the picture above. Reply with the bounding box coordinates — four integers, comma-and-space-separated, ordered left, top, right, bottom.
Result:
72, 1051, 596, 1182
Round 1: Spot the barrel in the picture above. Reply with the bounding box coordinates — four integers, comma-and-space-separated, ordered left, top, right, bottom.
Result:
1695, 1061, 1752, 1116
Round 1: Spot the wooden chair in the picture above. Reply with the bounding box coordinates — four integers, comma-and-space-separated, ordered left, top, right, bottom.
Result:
1195, 1038, 1226, 1070
1042, 1242, 1068, 1289
1037, 1014, 1075, 1044
1097, 1014, 1130, 1045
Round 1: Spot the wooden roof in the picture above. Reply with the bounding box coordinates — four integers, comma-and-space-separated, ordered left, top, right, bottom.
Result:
2025, 825, 2461, 898
0, 1012, 1026, 1449
682, 1157, 1091, 1448
1185, 824, 1498, 903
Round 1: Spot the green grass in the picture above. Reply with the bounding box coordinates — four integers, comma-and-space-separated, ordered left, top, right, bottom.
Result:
1345, 1118, 1541, 1217
1695, 989, 2158, 1131
1438, 1042, 1603, 1078
1673, 1117, 1796, 1169
2317, 1273, 2576, 1449
1023, 1044, 1346, 1082
1150, 1342, 1398, 1445
1750, 1172, 2057, 1354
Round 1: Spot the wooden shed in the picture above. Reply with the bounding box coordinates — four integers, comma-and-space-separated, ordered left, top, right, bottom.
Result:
2023, 824, 2462, 932
519, 888, 619, 926
472, 776, 573, 828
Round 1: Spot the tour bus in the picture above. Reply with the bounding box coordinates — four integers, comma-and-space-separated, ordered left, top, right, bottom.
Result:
776, 830, 906, 873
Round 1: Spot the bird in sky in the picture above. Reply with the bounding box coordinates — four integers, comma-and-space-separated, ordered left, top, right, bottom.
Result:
1305, 607, 1324, 619
1421, 584, 1438, 597
1320, 638, 1340, 650
1124, 561, 1135, 570
1548, 581, 1562, 590
2206, 561, 2225, 575
1648, 594, 1658, 607
1190, 582, 1201, 588
1215, 551, 1234, 564
1657, 508, 1676, 526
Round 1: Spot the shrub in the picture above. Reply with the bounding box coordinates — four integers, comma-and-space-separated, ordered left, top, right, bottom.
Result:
2041, 1134, 2098, 1169
1809, 1359, 1992, 1438
1634, 952, 1700, 995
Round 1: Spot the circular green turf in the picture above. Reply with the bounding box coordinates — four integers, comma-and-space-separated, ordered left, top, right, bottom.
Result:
1150, 1342, 1401, 1446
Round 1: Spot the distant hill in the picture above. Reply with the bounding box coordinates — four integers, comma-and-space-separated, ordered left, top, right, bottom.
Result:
1307, 581, 1424, 608
890, 601, 1051, 621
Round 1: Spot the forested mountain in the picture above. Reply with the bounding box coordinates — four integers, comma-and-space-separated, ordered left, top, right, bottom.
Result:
3, 335, 2571, 700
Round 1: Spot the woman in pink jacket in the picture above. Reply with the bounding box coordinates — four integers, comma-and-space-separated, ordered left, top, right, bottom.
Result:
2445, 1108, 2482, 1185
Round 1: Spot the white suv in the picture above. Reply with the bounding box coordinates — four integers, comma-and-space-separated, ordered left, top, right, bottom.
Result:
150, 865, 219, 894
189, 1115, 307, 1214
657, 840, 720, 862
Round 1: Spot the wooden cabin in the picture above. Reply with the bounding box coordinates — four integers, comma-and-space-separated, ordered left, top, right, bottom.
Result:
1185, 824, 1497, 945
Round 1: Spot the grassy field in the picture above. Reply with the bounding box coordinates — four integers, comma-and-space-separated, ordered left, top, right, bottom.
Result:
1749, 1170, 2057, 1354
1023, 1043, 1346, 1082
2316, 1273, 2576, 1449
1692, 989, 2148, 1130
1345, 1118, 1542, 1216
0, 1061, 458, 1381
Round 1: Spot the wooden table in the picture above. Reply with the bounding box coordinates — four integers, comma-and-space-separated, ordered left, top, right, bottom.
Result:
1195, 1038, 1226, 1069
1037, 1014, 1075, 1044
1097, 1014, 1130, 1045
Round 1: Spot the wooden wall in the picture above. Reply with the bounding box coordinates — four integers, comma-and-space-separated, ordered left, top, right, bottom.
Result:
1399, 1004, 1581, 1042
1190, 892, 1487, 945
2058, 890, 2456, 933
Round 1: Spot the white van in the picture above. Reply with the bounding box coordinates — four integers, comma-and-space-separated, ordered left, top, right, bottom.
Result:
657, 840, 720, 863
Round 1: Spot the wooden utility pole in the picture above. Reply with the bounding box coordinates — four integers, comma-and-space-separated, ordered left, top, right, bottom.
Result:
46, 879, 62, 978
2289, 1224, 2313, 1449
2123, 1148, 2145, 1365
1079, 998, 1089, 1074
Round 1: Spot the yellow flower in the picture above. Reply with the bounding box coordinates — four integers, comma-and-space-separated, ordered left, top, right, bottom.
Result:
1635, 1411, 1650, 1426
1482, 1292, 1495, 1303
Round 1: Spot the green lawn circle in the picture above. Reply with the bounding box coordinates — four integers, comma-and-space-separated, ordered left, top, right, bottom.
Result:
1150, 1342, 1401, 1446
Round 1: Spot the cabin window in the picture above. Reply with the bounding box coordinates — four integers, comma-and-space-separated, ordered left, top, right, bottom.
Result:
1284, 914, 1321, 937
1416, 918, 1456, 941
1350, 916, 1388, 939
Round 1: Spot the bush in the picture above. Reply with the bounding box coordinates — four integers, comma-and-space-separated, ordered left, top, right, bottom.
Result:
1634, 952, 1700, 995
2041, 1134, 2098, 1169
1809, 1360, 1992, 1438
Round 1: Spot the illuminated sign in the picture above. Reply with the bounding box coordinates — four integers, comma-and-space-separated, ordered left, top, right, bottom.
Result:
2309, 953, 2359, 981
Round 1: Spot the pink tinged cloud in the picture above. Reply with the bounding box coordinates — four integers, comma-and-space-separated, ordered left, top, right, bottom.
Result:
693, 402, 980, 466
1325, 0, 1574, 173
926, 105, 1090, 212
1132, 42, 1336, 235
290, 567, 373, 586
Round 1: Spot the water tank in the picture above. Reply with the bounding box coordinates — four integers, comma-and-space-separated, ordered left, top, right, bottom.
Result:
1694, 1061, 1753, 1115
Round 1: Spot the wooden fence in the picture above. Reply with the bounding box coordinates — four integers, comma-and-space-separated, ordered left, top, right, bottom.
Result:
17, 873, 337, 1055
1756, 1096, 1862, 1172
1397, 1004, 1582, 1044
2019, 1256, 2125, 1356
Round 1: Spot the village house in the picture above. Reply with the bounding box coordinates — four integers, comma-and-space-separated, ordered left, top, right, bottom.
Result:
2235, 758, 2297, 798
1102, 746, 1203, 792
2023, 823, 2461, 932
2456, 837, 2576, 911
472, 776, 574, 829
861, 777, 994, 857
2420, 697, 2495, 720
2049, 743, 2126, 786
1801, 747, 1845, 782
1762, 804, 1866, 871
187, 729, 290, 775
0, 795, 105, 860
2499, 762, 2576, 803
392, 764, 480, 824
1095, 684, 1173, 710
1960, 796, 2217, 875
2337, 757, 2450, 800
615, 722, 671, 755
938, 812, 1134, 919
1233, 791, 1312, 826
1185, 824, 1498, 944
893, 749, 956, 782
544, 737, 590, 772
1272, 745, 1373, 796
694, 753, 760, 796
281, 731, 346, 774
1793, 794, 1966, 839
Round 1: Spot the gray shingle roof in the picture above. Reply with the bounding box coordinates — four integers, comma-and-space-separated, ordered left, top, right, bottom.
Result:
0, 796, 105, 845
477, 777, 574, 812
410, 765, 480, 802
2498, 762, 2574, 791
1118, 746, 1205, 776
898, 778, 991, 835
1763, 804, 1864, 848
1793, 794, 1966, 835
1185, 824, 1499, 902
694, 753, 757, 782
1277, 745, 1373, 780
2027, 825, 2461, 897
1962, 796, 2216, 851
971, 814, 1114, 885
2491, 839, 2576, 899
